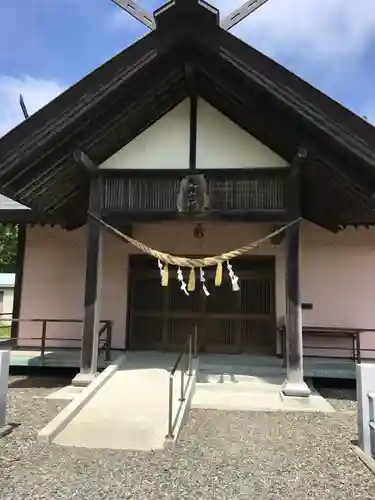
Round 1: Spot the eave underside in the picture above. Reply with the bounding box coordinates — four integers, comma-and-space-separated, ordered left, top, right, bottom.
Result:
0, 26, 375, 230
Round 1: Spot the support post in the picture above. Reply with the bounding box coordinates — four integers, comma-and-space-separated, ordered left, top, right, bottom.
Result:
282, 148, 311, 397
0, 350, 11, 436
72, 175, 103, 387
282, 220, 311, 397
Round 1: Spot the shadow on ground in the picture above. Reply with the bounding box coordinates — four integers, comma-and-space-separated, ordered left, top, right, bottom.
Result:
8, 377, 71, 389
9, 367, 77, 389
313, 377, 356, 402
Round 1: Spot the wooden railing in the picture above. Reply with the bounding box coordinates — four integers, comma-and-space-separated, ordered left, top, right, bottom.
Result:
0, 316, 113, 362
101, 168, 288, 215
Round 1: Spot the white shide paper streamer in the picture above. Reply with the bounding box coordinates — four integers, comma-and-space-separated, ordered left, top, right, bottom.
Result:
226, 260, 240, 291
177, 267, 189, 296
200, 268, 210, 296
157, 259, 164, 285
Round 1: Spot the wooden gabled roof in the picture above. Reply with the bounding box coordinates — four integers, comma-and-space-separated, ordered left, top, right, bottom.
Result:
0, 0, 375, 229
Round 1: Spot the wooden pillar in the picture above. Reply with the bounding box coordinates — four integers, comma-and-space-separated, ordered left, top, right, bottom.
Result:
186, 61, 197, 171
73, 174, 103, 386
282, 149, 311, 397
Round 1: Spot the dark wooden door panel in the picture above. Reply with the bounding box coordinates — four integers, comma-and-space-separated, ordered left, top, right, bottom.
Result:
205, 279, 240, 314
168, 280, 200, 313
166, 317, 198, 351
128, 256, 276, 354
131, 277, 164, 311
240, 318, 275, 354
241, 278, 273, 314
204, 318, 241, 354
130, 315, 164, 350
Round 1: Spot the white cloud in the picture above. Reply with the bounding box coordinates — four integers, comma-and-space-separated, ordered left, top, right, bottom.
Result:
0, 75, 65, 137
211, 0, 375, 63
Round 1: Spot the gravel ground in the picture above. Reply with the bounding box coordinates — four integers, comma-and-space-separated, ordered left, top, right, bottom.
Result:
1, 375, 374, 500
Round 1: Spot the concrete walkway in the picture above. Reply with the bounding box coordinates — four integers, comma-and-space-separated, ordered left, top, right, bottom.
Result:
54, 352, 188, 451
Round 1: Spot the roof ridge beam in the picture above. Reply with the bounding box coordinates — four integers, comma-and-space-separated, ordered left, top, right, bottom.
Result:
110, 0, 156, 30
221, 0, 268, 31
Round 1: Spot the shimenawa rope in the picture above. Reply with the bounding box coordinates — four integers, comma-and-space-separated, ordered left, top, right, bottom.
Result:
88, 213, 300, 289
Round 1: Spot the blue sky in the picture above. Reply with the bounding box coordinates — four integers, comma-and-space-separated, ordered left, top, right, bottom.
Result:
0, 0, 374, 136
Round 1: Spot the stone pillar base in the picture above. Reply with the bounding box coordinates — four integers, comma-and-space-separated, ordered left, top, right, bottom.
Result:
71, 371, 98, 387
0, 350, 10, 429
282, 379, 311, 398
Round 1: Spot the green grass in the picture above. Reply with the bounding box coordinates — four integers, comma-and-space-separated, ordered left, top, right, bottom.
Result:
0, 325, 11, 338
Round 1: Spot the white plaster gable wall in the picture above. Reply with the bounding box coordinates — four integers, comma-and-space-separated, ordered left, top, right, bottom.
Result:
196, 99, 288, 169
100, 99, 191, 170
99, 98, 287, 170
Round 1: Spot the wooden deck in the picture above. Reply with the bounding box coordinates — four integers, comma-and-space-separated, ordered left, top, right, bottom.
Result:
5, 345, 358, 379
8, 347, 123, 369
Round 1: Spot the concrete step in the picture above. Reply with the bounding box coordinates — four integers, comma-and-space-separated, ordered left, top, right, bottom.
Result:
193, 363, 335, 413
199, 354, 284, 369
196, 373, 284, 387
195, 384, 283, 395
198, 366, 287, 378
192, 387, 334, 413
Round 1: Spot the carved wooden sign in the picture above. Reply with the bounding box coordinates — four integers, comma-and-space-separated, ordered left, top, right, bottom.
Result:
177, 174, 209, 214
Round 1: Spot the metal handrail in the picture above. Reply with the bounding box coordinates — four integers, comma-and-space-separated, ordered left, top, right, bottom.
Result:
278, 323, 365, 363
166, 325, 198, 439
0, 316, 113, 362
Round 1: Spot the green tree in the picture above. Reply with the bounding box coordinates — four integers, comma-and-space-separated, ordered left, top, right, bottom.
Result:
0, 224, 18, 273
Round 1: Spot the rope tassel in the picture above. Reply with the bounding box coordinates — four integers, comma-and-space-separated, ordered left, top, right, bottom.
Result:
161, 263, 169, 287
188, 267, 196, 292
215, 262, 223, 286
